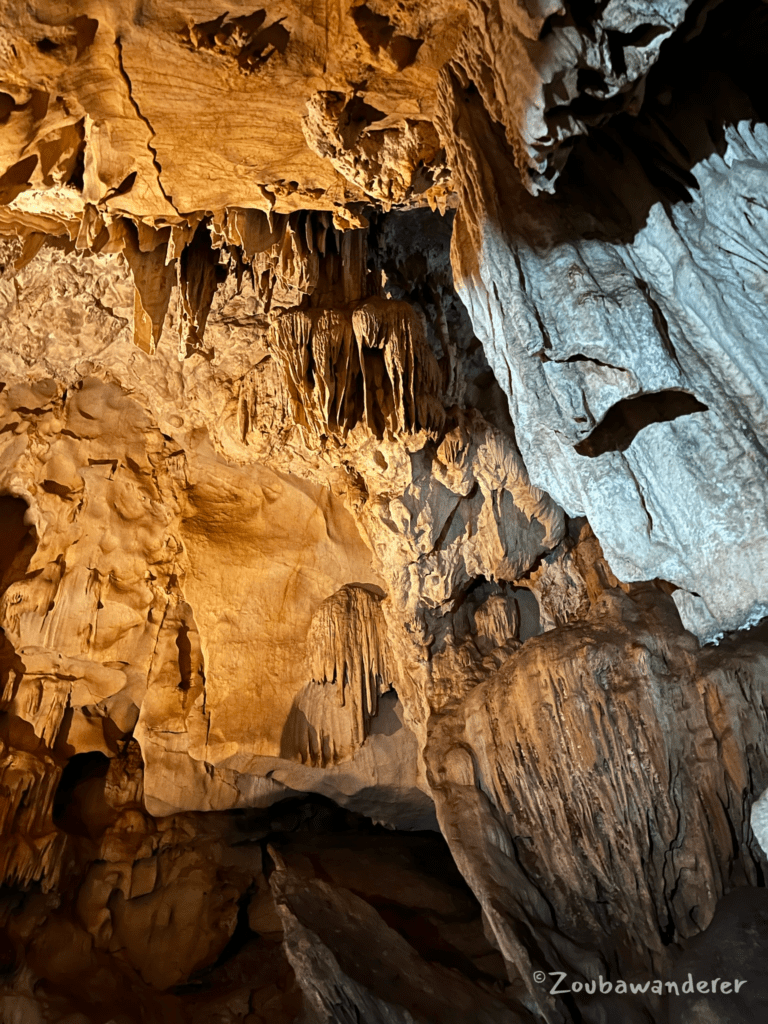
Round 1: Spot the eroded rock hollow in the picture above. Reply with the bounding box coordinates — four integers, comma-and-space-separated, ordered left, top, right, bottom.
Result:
1, 2, 768, 1022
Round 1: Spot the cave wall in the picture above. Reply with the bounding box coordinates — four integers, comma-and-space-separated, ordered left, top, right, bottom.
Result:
441, 0, 768, 642
1, 2, 768, 1024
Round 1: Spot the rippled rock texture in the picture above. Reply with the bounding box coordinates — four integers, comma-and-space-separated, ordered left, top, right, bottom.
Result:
442, 0, 768, 641
1, 2, 768, 1023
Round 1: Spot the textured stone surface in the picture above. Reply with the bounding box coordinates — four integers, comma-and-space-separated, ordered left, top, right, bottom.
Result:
751, 788, 768, 859
270, 849, 527, 1023
1, 2, 768, 1023
0, 0, 461, 218
442, 0, 768, 640
669, 888, 768, 1024
427, 584, 768, 1021
449, 0, 700, 194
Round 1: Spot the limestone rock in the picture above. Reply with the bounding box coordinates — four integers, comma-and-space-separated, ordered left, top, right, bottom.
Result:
270, 849, 528, 1024
1, 2, 768, 1022
441, 0, 768, 639
268, 296, 445, 438
283, 584, 393, 767
302, 91, 451, 207
0, 0, 466, 226
751, 788, 768, 860
449, 0, 701, 195
426, 586, 768, 1022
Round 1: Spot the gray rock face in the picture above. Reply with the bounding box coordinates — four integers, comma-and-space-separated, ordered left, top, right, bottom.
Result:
751, 787, 768, 859
442, 2, 768, 641
455, 0, 700, 194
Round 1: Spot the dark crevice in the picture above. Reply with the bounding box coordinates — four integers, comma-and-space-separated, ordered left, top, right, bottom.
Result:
351, 4, 423, 70
556, 353, 628, 371
41, 480, 72, 498
0, 93, 14, 123
176, 623, 192, 690
389, 35, 423, 71
73, 15, 98, 57
68, 143, 85, 191
634, 277, 680, 363
351, 5, 395, 51
237, 19, 291, 69
0, 496, 36, 589
115, 37, 177, 213
575, 390, 709, 457
205, 885, 255, 968
0, 928, 17, 978
341, 94, 388, 146
103, 170, 136, 201
433, 482, 477, 552
0, 155, 38, 202
52, 751, 110, 835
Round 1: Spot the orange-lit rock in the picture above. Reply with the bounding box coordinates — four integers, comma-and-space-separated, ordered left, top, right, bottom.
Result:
1, 3, 768, 1023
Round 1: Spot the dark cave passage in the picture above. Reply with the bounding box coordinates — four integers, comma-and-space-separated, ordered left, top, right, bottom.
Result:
52, 750, 110, 835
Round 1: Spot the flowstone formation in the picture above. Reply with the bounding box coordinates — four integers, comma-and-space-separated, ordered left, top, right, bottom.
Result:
1, 2, 768, 1023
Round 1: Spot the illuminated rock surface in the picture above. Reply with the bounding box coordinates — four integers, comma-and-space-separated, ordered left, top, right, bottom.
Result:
0, 2, 768, 1023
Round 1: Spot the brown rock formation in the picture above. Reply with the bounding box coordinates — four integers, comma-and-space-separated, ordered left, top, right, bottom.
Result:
1, 2, 768, 1023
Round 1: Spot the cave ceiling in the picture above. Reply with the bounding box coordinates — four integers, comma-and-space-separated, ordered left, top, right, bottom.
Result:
2, 1, 768, 1023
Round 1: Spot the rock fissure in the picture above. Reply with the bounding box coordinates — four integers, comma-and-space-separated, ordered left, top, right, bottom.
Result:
114, 37, 179, 216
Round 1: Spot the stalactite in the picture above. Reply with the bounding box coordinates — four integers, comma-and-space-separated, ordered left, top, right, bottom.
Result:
0, 745, 66, 891
283, 585, 393, 768
0, 5, 768, 1021
269, 297, 445, 439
